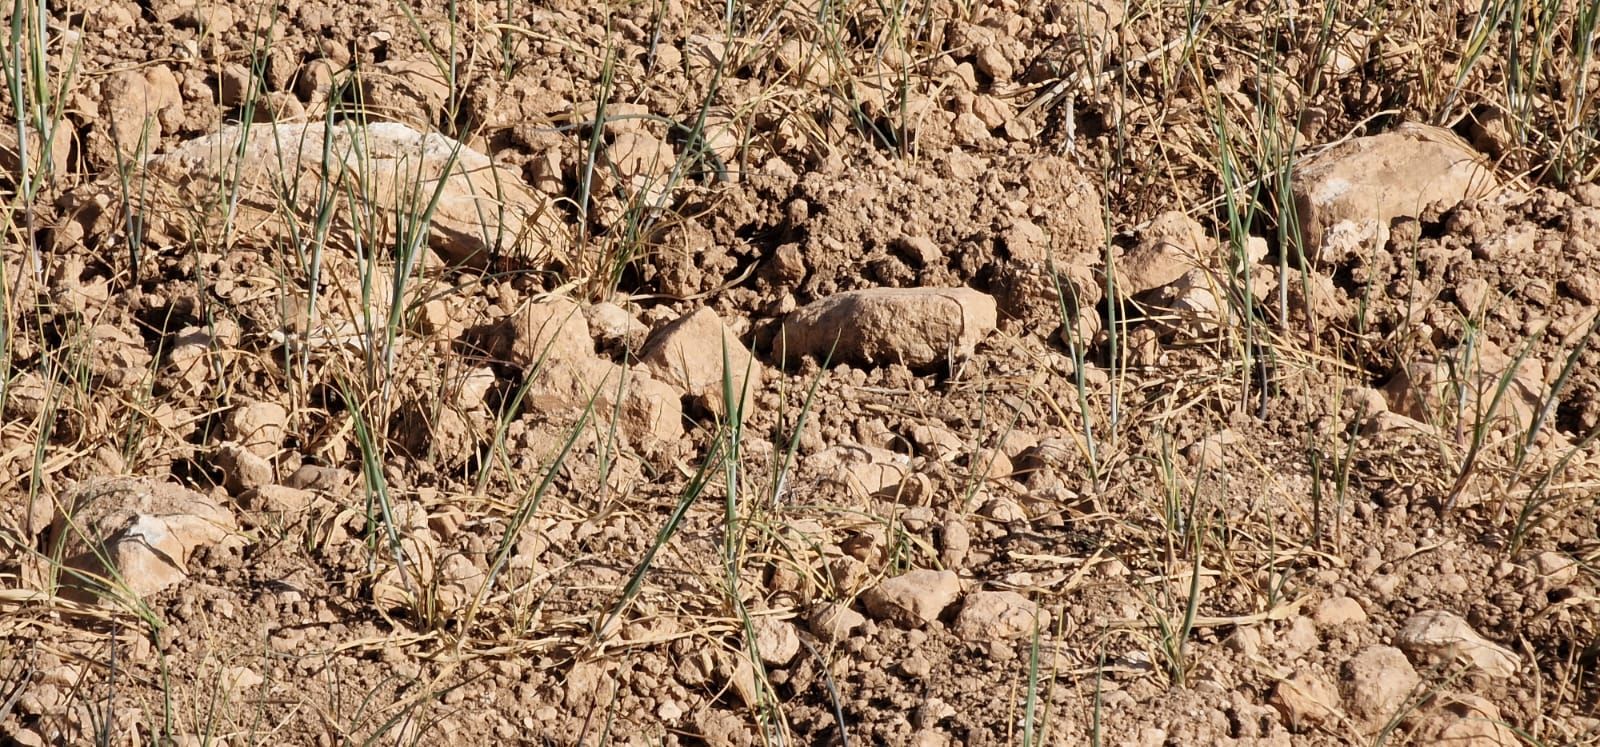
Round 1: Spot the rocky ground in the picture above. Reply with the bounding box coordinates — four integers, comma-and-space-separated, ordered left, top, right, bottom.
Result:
1, 0, 1598, 745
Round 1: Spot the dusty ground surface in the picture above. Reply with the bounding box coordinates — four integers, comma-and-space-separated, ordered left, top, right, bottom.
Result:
2, 0, 1599, 745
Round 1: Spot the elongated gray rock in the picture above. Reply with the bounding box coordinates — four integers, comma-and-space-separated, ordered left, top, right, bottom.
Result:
1397, 610, 1520, 679
1291, 123, 1497, 261
953, 590, 1048, 640
778, 287, 997, 369
48, 477, 240, 603
640, 307, 762, 416
861, 569, 961, 627
64, 122, 569, 269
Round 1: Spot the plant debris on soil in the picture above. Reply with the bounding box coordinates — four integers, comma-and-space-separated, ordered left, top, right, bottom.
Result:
2, 0, 1599, 745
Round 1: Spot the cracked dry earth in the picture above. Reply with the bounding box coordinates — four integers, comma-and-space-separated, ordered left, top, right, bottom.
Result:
2, 0, 1599, 745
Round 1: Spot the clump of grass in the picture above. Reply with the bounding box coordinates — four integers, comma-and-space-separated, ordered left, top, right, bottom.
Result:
463, 361, 598, 634
2, 0, 77, 280
1439, 0, 1600, 183
1146, 438, 1208, 688
1050, 263, 1103, 489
